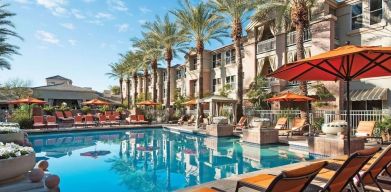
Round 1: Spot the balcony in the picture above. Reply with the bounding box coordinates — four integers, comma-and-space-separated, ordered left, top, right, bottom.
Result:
257, 38, 276, 54
286, 29, 312, 46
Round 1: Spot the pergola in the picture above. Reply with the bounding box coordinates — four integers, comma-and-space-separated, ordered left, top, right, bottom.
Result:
196, 95, 237, 127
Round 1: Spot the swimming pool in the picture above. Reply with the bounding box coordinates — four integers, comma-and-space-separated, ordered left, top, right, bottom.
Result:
29, 128, 316, 192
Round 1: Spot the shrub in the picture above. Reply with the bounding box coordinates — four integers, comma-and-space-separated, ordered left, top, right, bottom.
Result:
98, 105, 109, 113
81, 106, 91, 115
10, 109, 33, 129
42, 105, 55, 115
115, 107, 124, 113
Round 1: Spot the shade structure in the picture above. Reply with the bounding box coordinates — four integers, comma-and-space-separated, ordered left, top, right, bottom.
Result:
82, 99, 110, 106
268, 44, 391, 155
8, 97, 47, 105
183, 99, 197, 106
136, 100, 159, 106
265, 92, 315, 102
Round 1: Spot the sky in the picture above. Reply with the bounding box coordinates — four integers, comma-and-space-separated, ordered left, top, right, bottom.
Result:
2, 0, 233, 92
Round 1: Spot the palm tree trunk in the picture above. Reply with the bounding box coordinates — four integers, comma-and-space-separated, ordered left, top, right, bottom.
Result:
235, 37, 243, 123
296, 23, 309, 120
119, 78, 124, 105
165, 59, 171, 108
152, 60, 158, 102
144, 67, 148, 100
197, 52, 204, 98
133, 74, 138, 106
126, 78, 131, 109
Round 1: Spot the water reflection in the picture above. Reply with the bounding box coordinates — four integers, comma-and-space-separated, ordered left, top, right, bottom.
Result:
29, 129, 314, 192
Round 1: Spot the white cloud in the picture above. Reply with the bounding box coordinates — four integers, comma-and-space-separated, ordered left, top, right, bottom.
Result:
139, 6, 151, 14
68, 39, 77, 46
35, 30, 60, 44
107, 0, 128, 11
61, 23, 75, 30
117, 24, 128, 32
71, 9, 86, 19
95, 12, 114, 20
36, 0, 68, 16
138, 19, 146, 24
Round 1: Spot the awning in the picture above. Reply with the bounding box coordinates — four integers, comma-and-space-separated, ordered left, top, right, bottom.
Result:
346, 88, 388, 101
280, 86, 317, 96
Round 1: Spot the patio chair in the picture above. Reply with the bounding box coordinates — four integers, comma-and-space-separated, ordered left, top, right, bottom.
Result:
177, 115, 186, 125
55, 111, 73, 122
187, 115, 195, 126
287, 118, 307, 136
355, 121, 382, 144
234, 116, 247, 131
84, 115, 97, 127
192, 161, 328, 192
73, 116, 84, 127
105, 111, 113, 118
98, 115, 110, 126
33, 116, 46, 129
307, 146, 381, 192
113, 111, 121, 120
64, 111, 74, 119
126, 115, 138, 124
137, 115, 149, 124
109, 115, 120, 126
46, 116, 59, 129
274, 117, 288, 130
356, 145, 391, 191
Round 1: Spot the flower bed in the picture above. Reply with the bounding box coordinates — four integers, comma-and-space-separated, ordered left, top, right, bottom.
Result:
0, 142, 35, 182
0, 123, 24, 143
0, 122, 20, 134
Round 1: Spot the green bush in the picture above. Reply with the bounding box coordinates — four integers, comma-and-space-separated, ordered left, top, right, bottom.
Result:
115, 107, 124, 113
81, 106, 91, 115
43, 105, 55, 115
11, 109, 33, 129
98, 105, 109, 113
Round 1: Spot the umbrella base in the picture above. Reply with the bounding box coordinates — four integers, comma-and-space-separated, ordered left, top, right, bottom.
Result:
308, 136, 365, 157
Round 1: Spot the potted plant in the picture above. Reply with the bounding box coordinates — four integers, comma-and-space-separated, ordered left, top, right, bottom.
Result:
377, 116, 391, 142
42, 105, 55, 115
81, 106, 91, 115
0, 142, 35, 182
0, 123, 24, 144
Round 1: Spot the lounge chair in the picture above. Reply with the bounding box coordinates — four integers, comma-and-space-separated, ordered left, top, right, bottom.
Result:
33, 116, 46, 129
286, 118, 307, 136
357, 145, 391, 191
46, 116, 59, 129
98, 115, 110, 126
113, 111, 121, 120
84, 115, 96, 127
105, 111, 112, 118
73, 116, 84, 127
137, 115, 149, 124
109, 115, 120, 126
126, 115, 138, 124
187, 115, 195, 126
355, 121, 382, 144
307, 146, 381, 191
177, 115, 186, 125
55, 111, 73, 122
192, 161, 328, 192
234, 116, 247, 130
274, 117, 288, 130
64, 111, 74, 120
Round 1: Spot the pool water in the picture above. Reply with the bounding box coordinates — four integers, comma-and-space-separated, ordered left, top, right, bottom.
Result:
29, 128, 316, 192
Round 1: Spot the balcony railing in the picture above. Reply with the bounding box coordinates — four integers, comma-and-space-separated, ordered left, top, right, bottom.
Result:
257, 38, 276, 54
286, 29, 312, 46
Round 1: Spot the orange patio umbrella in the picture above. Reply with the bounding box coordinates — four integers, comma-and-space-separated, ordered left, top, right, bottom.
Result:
8, 97, 47, 105
82, 99, 110, 106
136, 100, 159, 106
265, 92, 315, 102
268, 44, 391, 154
183, 99, 197, 106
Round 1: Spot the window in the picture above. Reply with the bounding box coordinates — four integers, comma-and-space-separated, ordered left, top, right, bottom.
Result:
370, 0, 382, 25
163, 88, 166, 98
212, 78, 221, 92
176, 70, 181, 79
351, 3, 363, 30
163, 72, 167, 81
212, 53, 222, 68
225, 49, 235, 65
225, 75, 236, 89
193, 58, 198, 69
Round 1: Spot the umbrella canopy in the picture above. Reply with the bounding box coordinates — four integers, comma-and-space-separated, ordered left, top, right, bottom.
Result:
82, 99, 110, 106
268, 44, 391, 155
183, 99, 197, 106
8, 97, 47, 105
136, 100, 159, 106
265, 92, 315, 102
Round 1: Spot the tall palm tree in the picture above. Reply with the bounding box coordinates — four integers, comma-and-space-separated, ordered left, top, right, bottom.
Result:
143, 14, 188, 108
132, 36, 162, 102
122, 51, 143, 108
0, 3, 22, 70
253, 0, 315, 120
209, 0, 254, 122
106, 62, 126, 104
171, 0, 228, 99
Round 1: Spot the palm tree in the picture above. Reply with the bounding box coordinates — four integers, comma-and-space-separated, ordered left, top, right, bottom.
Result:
143, 14, 188, 108
209, 0, 254, 122
106, 62, 126, 104
253, 0, 315, 120
0, 3, 22, 70
132, 36, 162, 102
171, 0, 228, 99
122, 51, 143, 108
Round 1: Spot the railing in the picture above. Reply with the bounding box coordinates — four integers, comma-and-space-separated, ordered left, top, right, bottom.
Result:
286, 28, 312, 46
257, 38, 276, 54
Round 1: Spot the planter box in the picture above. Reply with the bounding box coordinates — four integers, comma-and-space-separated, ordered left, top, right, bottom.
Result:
242, 128, 279, 144
0, 132, 24, 144
0, 153, 36, 184
308, 136, 365, 156
206, 124, 233, 137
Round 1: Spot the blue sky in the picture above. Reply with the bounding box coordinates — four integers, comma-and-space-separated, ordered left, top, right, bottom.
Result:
3, 0, 232, 92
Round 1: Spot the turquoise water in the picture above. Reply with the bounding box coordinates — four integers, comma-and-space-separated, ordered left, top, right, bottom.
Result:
29, 128, 316, 192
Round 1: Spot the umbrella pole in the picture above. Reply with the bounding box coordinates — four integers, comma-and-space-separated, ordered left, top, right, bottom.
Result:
346, 80, 351, 155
